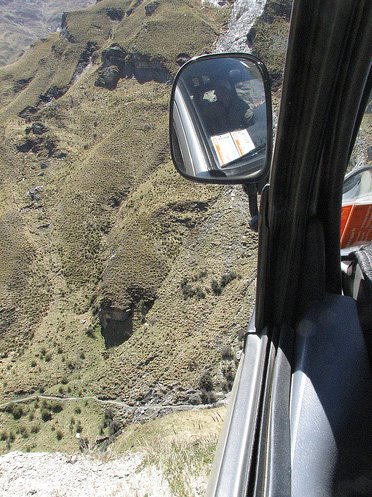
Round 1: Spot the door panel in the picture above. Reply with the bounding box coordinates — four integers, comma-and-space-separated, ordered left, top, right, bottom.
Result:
291, 294, 372, 497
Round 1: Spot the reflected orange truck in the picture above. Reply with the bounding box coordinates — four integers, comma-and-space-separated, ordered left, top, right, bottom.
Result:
340, 166, 372, 248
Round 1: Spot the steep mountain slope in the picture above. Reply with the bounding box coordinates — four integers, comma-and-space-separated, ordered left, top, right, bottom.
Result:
0, 0, 97, 67
0, 0, 233, 454
0, 0, 291, 463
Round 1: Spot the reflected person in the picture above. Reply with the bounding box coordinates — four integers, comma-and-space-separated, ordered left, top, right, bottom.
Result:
201, 80, 254, 135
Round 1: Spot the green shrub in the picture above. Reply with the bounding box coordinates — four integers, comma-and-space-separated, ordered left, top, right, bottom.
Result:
199, 371, 213, 392
56, 430, 64, 441
105, 408, 114, 420
0, 430, 7, 441
41, 409, 51, 422
220, 271, 237, 288
194, 287, 206, 299
8, 404, 24, 420
74, 407, 81, 414
221, 345, 233, 360
180, 279, 195, 299
30, 424, 40, 434
85, 327, 95, 338
211, 279, 221, 295
212, 272, 238, 296
51, 402, 63, 413
31, 360, 37, 367
19, 425, 28, 438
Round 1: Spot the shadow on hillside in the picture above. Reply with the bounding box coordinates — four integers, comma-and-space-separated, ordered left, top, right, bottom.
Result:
100, 315, 134, 348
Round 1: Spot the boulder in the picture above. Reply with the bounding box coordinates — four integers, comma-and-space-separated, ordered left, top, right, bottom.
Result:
99, 302, 133, 347
94, 66, 121, 90
17, 140, 34, 153
31, 123, 48, 135
123, 52, 171, 83
71, 42, 98, 82
126, 0, 143, 16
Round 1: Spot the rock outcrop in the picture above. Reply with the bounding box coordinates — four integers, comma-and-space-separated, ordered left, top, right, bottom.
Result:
39, 86, 67, 104
216, 0, 267, 52
105, 7, 124, 21
145, 1, 160, 16
60, 12, 76, 43
99, 289, 155, 348
95, 44, 171, 89
71, 41, 98, 82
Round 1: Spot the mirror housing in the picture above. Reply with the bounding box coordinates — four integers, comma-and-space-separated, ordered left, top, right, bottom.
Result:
169, 53, 272, 184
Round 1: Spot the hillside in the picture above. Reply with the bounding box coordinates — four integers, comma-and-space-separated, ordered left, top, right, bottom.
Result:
0, 0, 292, 493
0, 0, 97, 67
0, 0, 237, 454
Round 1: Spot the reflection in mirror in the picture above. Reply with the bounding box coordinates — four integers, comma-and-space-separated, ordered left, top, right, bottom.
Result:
343, 166, 372, 203
341, 166, 372, 248
170, 54, 271, 183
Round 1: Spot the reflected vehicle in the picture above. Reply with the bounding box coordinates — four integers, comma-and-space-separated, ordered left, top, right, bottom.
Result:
342, 165, 372, 203
341, 166, 372, 248
170, 54, 272, 183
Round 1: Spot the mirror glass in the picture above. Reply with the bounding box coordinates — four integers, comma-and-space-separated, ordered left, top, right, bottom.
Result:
170, 54, 271, 183
342, 166, 372, 203
341, 166, 372, 248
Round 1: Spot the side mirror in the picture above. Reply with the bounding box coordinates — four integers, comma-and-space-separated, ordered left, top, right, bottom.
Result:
169, 53, 272, 184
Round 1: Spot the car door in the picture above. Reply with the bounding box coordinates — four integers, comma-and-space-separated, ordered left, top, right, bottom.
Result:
170, 0, 372, 495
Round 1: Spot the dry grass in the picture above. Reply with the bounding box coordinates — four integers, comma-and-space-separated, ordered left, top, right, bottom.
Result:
0, 0, 252, 460
113, 407, 225, 497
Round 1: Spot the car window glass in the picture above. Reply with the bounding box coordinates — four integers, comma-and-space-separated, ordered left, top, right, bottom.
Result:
341, 95, 372, 248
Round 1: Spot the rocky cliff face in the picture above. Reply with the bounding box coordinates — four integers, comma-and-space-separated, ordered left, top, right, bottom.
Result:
217, 0, 292, 88
217, 0, 266, 52
95, 43, 171, 89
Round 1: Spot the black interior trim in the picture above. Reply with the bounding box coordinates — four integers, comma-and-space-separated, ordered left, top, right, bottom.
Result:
291, 294, 372, 497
